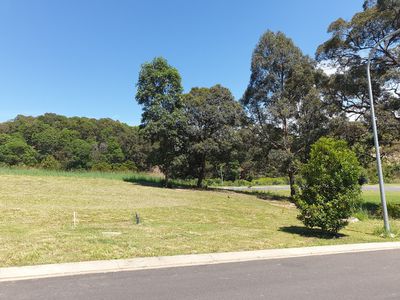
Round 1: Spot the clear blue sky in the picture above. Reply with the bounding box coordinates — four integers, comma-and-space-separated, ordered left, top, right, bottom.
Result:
0, 0, 362, 125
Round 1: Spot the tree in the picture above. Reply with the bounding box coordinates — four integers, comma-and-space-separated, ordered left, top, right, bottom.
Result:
184, 85, 244, 187
242, 30, 328, 197
135, 57, 186, 185
31, 126, 61, 157
0, 134, 37, 166
120, 127, 151, 171
316, 0, 400, 146
64, 139, 92, 170
0, 114, 150, 172
295, 137, 362, 234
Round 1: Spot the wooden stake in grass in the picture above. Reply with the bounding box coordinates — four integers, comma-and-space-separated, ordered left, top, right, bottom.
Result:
135, 212, 140, 224
73, 211, 77, 228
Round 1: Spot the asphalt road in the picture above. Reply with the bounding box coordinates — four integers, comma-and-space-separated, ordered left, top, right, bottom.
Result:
2, 250, 400, 300
221, 184, 400, 192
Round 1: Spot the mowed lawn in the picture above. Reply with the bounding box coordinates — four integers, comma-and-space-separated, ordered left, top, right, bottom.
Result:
362, 189, 400, 205
1, 173, 400, 267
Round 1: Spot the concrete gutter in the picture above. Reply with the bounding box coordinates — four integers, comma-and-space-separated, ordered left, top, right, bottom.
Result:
1, 242, 400, 282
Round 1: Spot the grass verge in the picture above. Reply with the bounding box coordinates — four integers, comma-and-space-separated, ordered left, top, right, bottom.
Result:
1, 172, 400, 267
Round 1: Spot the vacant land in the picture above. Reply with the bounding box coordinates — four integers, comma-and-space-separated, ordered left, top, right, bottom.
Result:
1, 171, 400, 267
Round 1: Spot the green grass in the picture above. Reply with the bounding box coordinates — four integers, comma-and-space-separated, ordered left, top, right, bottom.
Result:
361, 190, 400, 205
0, 167, 199, 188
1, 169, 400, 267
0, 166, 162, 181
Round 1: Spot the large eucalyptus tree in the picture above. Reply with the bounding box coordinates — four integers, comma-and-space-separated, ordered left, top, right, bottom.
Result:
242, 31, 328, 196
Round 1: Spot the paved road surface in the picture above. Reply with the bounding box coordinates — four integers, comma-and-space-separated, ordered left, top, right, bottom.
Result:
2, 250, 400, 299
221, 184, 400, 192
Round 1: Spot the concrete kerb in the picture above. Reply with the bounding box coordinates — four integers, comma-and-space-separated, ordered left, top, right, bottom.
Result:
1, 242, 400, 282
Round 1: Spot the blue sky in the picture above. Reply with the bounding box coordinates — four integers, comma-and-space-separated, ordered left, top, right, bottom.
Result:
0, 0, 362, 125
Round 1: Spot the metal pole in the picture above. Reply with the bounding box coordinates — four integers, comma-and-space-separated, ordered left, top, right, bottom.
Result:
366, 28, 400, 233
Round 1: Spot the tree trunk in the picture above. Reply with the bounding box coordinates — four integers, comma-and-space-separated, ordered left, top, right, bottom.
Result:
288, 170, 296, 198
164, 172, 170, 187
197, 155, 206, 188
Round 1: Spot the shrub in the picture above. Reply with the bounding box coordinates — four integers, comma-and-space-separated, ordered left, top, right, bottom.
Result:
364, 163, 400, 184
378, 203, 400, 219
40, 155, 61, 170
91, 161, 113, 172
116, 161, 138, 172
295, 137, 362, 234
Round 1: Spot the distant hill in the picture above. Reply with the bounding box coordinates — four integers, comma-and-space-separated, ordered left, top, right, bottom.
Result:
0, 113, 150, 171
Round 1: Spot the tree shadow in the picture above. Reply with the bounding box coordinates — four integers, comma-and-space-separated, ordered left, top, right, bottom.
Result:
122, 177, 296, 199
122, 176, 197, 189
123, 176, 163, 187
279, 226, 347, 239
359, 202, 380, 216
229, 190, 292, 202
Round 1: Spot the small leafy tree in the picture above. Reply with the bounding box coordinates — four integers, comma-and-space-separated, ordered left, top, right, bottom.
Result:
295, 137, 362, 234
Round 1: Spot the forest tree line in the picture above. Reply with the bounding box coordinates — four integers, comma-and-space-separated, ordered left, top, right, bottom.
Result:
0, 0, 399, 192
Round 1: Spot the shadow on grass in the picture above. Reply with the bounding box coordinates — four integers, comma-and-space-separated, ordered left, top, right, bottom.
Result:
123, 176, 197, 189
123, 176, 163, 187
359, 202, 380, 216
279, 226, 347, 239
122, 176, 296, 199
358, 201, 400, 219
228, 190, 291, 202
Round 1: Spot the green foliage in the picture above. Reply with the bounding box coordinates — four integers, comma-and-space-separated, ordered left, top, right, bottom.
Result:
91, 161, 113, 172
135, 57, 186, 185
135, 57, 183, 124
379, 203, 400, 219
184, 85, 244, 187
0, 134, 37, 166
364, 163, 400, 184
0, 114, 149, 172
242, 30, 329, 196
295, 137, 362, 234
317, 0, 400, 146
40, 155, 61, 170
64, 139, 92, 170
251, 177, 288, 185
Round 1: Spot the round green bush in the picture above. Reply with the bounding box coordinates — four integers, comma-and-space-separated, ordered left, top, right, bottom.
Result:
295, 137, 362, 234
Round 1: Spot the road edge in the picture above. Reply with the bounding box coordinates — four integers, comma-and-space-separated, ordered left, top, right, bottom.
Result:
1, 242, 400, 282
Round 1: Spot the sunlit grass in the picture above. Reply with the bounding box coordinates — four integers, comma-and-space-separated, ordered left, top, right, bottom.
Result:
361, 190, 400, 205
0, 166, 161, 181
1, 173, 400, 267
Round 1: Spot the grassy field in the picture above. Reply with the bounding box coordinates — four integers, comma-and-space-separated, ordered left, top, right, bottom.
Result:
362, 190, 400, 205
1, 170, 400, 267
0, 167, 162, 182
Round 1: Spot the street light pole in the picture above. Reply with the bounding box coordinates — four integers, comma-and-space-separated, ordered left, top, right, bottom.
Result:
366, 28, 400, 233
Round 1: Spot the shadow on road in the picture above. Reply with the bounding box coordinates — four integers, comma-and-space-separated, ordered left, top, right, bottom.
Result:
279, 226, 346, 239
